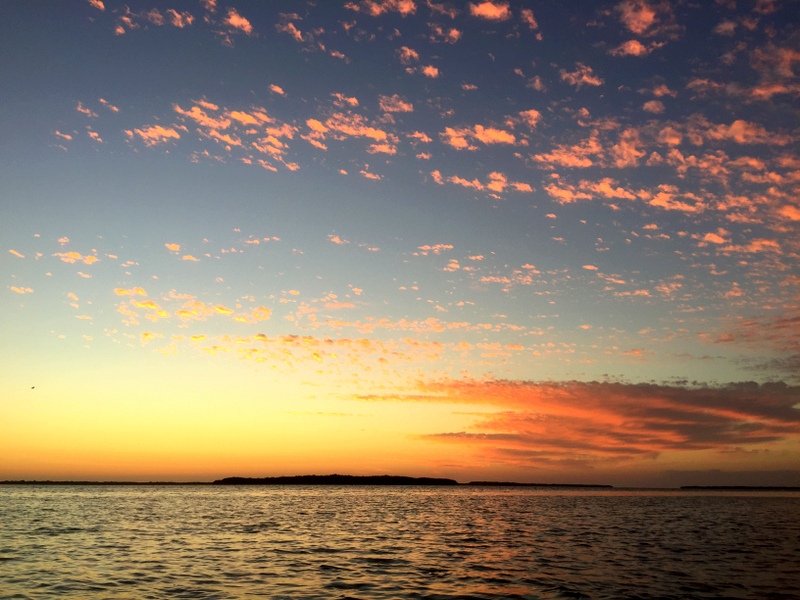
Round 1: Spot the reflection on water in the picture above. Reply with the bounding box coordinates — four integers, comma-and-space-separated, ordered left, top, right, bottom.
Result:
1, 485, 798, 599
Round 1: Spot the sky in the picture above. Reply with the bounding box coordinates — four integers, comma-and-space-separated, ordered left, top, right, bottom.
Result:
1, 0, 799, 487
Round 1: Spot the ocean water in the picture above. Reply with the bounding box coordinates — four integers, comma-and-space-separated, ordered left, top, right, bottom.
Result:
0, 485, 798, 599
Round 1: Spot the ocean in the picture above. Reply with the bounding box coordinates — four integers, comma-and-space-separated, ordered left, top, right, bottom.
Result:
1, 485, 798, 599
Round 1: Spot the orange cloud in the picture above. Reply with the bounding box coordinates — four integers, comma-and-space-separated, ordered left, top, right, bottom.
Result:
421, 65, 440, 78
440, 125, 516, 150
166, 9, 194, 28
10, 286, 33, 294
224, 7, 252, 35
705, 119, 791, 146
560, 63, 604, 88
615, 0, 676, 37
269, 84, 285, 95
165, 243, 180, 252
519, 109, 541, 128
379, 94, 413, 113
173, 103, 231, 129
532, 132, 603, 168
469, 1, 511, 20
428, 24, 461, 43
396, 46, 419, 64
416, 244, 453, 255
8, 249, 24, 259
611, 128, 645, 168
410, 378, 800, 466
125, 125, 181, 147
643, 100, 665, 113
609, 39, 663, 57
520, 8, 538, 29
346, 0, 417, 16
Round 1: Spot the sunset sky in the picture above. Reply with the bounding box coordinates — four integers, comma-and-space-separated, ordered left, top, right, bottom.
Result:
2, 0, 799, 487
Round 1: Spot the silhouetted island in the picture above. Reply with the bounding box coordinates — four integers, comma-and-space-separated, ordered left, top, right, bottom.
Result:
214, 474, 459, 486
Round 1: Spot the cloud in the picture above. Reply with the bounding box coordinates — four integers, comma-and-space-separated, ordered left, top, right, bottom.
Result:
269, 84, 285, 95
421, 65, 440, 78
609, 39, 663, 57
469, 2, 511, 20
532, 132, 603, 168
10, 286, 34, 294
428, 24, 461, 43
379, 94, 414, 113
560, 63, 604, 88
87, 0, 104, 10
346, 0, 417, 16
223, 8, 253, 35
642, 100, 665, 113
705, 119, 792, 146
520, 8, 538, 30
166, 9, 194, 28
440, 124, 516, 150
518, 109, 541, 128
114, 287, 148, 296
276, 20, 304, 43
611, 128, 645, 167
125, 125, 181, 147
8, 249, 25, 259
416, 244, 453, 255
328, 234, 350, 245
54, 252, 99, 265
396, 46, 419, 64
615, 0, 677, 38
411, 378, 800, 465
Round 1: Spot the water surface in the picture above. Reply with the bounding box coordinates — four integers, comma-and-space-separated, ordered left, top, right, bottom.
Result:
1, 485, 798, 599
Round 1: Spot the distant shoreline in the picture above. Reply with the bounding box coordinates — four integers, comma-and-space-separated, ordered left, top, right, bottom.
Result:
2, 476, 799, 491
